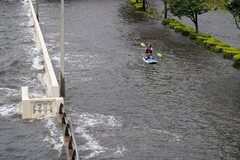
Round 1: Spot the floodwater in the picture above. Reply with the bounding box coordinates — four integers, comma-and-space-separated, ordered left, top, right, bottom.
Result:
1, 0, 240, 159
0, 0, 64, 159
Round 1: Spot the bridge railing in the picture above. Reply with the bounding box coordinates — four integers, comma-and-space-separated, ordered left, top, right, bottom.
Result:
21, 0, 61, 118
29, 0, 59, 97
22, 1, 80, 159
21, 87, 63, 119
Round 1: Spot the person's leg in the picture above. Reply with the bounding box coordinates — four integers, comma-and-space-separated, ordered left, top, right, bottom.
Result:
146, 53, 150, 59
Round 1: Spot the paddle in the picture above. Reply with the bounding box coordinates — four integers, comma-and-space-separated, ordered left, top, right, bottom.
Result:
140, 42, 163, 58
140, 42, 146, 47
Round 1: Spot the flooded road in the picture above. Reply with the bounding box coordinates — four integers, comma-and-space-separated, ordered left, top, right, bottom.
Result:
1, 0, 240, 159
38, 0, 240, 159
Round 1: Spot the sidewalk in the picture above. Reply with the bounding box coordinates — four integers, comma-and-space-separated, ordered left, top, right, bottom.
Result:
148, 0, 240, 48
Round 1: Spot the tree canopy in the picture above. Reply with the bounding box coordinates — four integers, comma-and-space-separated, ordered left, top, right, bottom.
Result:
168, 0, 209, 33
225, 0, 240, 29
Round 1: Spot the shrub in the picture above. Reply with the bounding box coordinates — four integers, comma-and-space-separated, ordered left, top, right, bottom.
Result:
168, 22, 184, 31
189, 31, 198, 39
162, 18, 179, 26
129, 0, 136, 4
134, 3, 143, 10
145, 9, 162, 20
168, 22, 178, 29
233, 54, 240, 61
176, 25, 195, 36
162, 19, 171, 25
173, 25, 183, 32
159, 16, 240, 69
222, 48, 240, 59
182, 28, 195, 36
203, 38, 220, 49
233, 54, 240, 68
213, 43, 230, 53
195, 34, 211, 45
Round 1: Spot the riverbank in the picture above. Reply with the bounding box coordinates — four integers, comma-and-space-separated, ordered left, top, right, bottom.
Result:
129, 0, 240, 68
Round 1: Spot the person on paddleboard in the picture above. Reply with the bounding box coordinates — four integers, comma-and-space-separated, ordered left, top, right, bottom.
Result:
144, 43, 153, 60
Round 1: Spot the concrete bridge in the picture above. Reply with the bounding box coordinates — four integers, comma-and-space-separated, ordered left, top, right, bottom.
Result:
21, 0, 79, 159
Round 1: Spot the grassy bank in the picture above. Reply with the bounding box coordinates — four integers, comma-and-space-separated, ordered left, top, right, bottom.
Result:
129, 0, 240, 69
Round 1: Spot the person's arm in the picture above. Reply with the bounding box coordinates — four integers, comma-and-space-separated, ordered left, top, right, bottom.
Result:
144, 47, 147, 53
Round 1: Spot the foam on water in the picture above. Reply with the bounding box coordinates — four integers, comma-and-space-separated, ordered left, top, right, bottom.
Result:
21, 0, 29, 7
76, 126, 107, 159
149, 128, 181, 142
0, 104, 20, 117
78, 113, 122, 127
74, 112, 124, 159
78, 77, 93, 82
32, 56, 44, 70
0, 87, 19, 96
0, 88, 21, 117
113, 146, 127, 158
51, 55, 60, 67
28, 87, 46, 98
41, 115, 64, 157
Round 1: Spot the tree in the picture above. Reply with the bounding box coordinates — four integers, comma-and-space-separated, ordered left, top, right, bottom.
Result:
205, 0, 225, 9
168, 0, 209, 33
143, 0, 147, 11
163, 0, 168, 19
225, 0, 240, 30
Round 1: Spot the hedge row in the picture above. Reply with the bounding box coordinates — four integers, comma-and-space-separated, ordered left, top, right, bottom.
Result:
129, 0, 143, 10
162, 18, 240, 68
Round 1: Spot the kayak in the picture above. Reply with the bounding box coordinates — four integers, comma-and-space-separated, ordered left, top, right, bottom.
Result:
143, 56, 158, 64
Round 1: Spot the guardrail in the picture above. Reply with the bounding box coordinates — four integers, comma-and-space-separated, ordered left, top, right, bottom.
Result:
58, 104, 80, 160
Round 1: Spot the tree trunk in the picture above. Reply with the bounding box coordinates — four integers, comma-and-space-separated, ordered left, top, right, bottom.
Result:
136, 0, 138, 3
143, 0, 146, 11
164, 0, 167, 19
194, 12, 198, 33
234, 17, 240, 30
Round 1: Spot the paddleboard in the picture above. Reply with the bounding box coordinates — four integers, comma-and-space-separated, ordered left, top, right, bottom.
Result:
143, 56, 158, 64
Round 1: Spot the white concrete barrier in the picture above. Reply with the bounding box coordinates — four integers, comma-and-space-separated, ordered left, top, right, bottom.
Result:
21, 0, 63, 119
21, 87, 63, 119
29, 0, 59, 97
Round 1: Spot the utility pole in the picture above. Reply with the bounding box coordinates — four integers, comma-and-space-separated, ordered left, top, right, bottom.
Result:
60, 0, 65, 97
